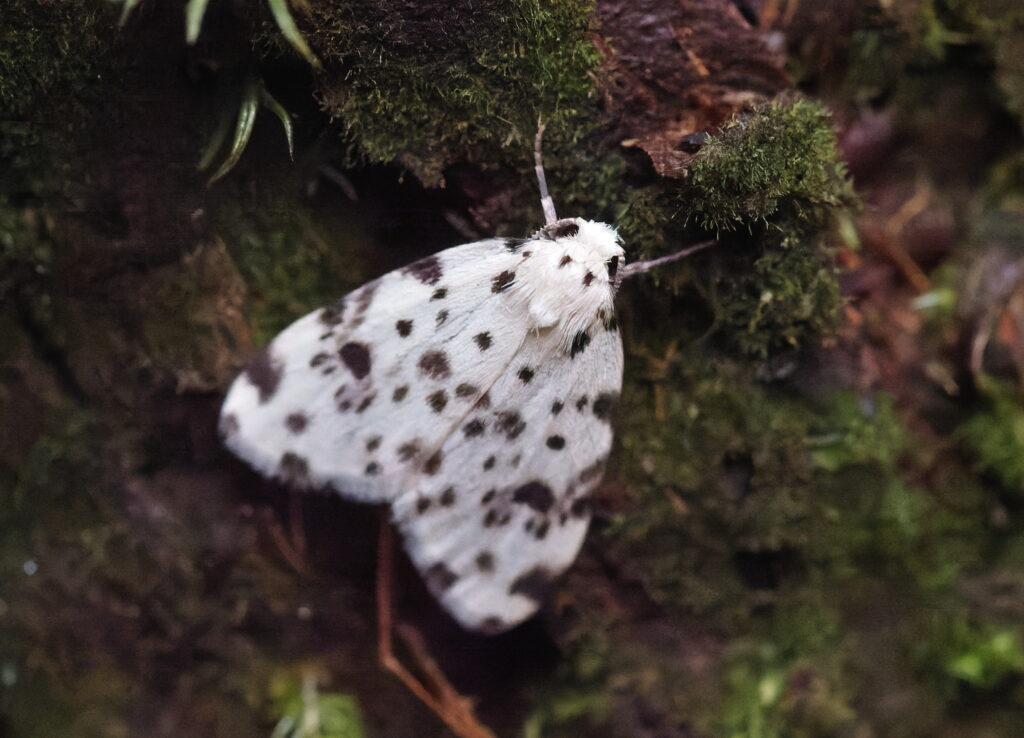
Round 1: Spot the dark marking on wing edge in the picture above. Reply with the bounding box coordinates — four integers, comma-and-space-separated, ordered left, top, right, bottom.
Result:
593, 392, 619, 421
425, 562, 458, 591
405, 255, 443, 285
246, 347, 283, 403
319, 298, 346, 326
509, 566, 555, 604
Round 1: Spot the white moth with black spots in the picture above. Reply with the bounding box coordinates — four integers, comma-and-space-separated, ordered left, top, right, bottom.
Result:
220, 132, 711, 633
221, 217, 626, 632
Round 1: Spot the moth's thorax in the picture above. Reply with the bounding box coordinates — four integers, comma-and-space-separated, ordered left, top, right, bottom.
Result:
514, 218, 624, 343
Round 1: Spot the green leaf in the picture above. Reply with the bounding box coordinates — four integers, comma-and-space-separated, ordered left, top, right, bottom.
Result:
266, 0, 321, 68
185, 0, 211, 44
118, 0, 144, 27
208, 78, 260, 184
197, 103, 234, 172
259, 87, 295, 161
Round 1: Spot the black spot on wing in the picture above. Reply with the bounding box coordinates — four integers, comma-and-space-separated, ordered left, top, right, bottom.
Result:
397, 440, 420, 462
418, 350, 451, 379
491, 270, 515, 293
463, 418, 486, 437
396, 319, 413, 337
512, 481, 555, 513
319, 298, 346, 326
546, 435, 565, 450
285, 412, 308, 434
476, 551, 495, 572
509, 566, 555, 604
219, 413, 239, 439
245, 347, 283, 403
517, 366, 534, 383
425, 562, 458, 592
540, 221, 579, 239
392, 385, 409, 402
495, 411, 526, 439
431, 288, 447, 300
474, 332, 493, 350
339, 342, 371, 380
439, 487, 456, 506
592, 392, 619, 421
427, 390, 448, 413
504, 237, 528, 252
569, 331, 591, 358
404, 254, 443, 285
424, 450, 443, 475
278, 452, 310, 487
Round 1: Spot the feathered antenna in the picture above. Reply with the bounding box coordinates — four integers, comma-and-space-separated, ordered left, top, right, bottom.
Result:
534, 122, 558, 226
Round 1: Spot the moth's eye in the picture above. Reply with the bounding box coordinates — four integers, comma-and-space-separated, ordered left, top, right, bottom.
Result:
607, 255, 619, 279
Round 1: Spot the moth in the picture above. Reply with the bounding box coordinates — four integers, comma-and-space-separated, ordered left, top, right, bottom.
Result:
219, 135, 708, 634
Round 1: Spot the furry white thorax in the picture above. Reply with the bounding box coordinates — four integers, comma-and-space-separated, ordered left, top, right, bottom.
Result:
513, 218, 624, 348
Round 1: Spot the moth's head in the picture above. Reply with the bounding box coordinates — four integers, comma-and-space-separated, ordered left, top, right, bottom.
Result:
534, 217, 625, 283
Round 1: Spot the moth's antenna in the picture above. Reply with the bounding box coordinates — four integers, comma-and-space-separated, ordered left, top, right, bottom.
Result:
534, 122, 558, 226
615, 240, 716, 288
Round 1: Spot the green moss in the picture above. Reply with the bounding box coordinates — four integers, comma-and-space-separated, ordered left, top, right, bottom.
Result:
617, 100, 850, 359
962, 378, 1024, 497
303, 0, 601, 184
0, 0, 113, 193
209, 185, 371, 345
685, 99, 851, 233
605, 358, 820, 623
808, 392, 905, 472
917, 613, 1024, 695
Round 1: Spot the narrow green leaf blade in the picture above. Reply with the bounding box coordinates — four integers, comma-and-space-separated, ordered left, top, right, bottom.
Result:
185, 0, 212, 44
208, 79, 261, 184
266, 0, 321, 68
259, 87, 295, 160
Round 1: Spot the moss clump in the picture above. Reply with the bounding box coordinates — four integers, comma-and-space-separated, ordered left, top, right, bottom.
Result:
617, 99, 851, 359
302, 0, 601, 184
685, 99, 851, 232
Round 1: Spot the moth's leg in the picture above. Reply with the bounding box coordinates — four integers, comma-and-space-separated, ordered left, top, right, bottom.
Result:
289, 488, 307, 559
262, 503, 308, 576
376, 516, 496, 738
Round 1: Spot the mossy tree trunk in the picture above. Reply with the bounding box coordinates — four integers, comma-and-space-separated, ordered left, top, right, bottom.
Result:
3, 1, 1024, 737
